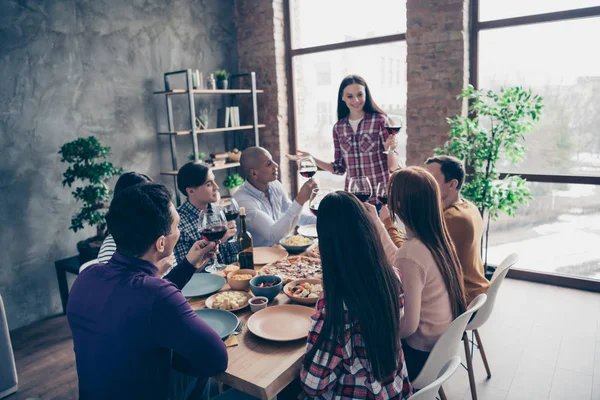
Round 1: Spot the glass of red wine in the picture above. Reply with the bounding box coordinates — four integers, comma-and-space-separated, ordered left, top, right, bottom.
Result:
383, 118, 403, 155
376, 182, 388, 206
348, 176, 372, 203
309, 189, 332, 217
297, 156, 317, 179
219, 197, 240, 241
199, 207, 228, 273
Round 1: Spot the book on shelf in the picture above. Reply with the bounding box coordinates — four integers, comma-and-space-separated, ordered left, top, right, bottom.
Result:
217, 108, 230, 128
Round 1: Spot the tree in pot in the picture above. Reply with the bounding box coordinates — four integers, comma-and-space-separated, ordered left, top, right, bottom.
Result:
435, 85, 544, 276
215, 69, 228, 90
59, 136, 123, 264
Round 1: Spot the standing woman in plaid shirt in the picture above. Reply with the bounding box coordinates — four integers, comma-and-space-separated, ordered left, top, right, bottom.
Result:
299, 191, 412, 399
288, 75, 402, 205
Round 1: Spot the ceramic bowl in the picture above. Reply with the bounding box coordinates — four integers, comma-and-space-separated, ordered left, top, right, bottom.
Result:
249, 296, 269, 313
249, 275, 283, 302
283, 278, 323, 305
279, 235, 314, 254
227, 269, 257, 291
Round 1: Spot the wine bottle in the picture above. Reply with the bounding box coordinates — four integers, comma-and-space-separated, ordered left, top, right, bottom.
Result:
237, 207, 254, 269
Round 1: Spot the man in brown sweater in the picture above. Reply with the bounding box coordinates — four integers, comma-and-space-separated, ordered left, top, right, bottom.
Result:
425, 155, 490, 303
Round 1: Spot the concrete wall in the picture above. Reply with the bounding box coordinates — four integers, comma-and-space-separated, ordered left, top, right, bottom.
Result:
0, 0, 239, 330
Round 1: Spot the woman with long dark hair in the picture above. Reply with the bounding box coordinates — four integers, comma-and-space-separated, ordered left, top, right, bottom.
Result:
374, 166, 467, 380
287, 74, 402, 204
299, 191, 412, 399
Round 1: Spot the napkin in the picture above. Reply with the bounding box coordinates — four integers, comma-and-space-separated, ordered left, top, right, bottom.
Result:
224, 335, 238, 347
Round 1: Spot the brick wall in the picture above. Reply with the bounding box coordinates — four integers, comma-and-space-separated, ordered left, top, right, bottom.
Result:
406, 0, 470, 166
235, 0, 292, 193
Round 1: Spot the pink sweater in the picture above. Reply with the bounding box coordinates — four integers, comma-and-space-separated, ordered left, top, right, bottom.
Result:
371, 215, 453, 352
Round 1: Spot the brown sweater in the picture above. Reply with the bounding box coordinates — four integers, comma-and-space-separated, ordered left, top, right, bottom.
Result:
383, 201, 490, 304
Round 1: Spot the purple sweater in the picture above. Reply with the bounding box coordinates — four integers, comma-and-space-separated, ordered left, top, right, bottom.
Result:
67, 252, 228, 399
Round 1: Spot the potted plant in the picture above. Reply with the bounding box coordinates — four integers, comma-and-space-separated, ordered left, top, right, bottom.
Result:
435, 85, 544, 275
214, 69, 228, 90
59, 136, 123, 264
188, 151, 207, 161
224, 173, 244, 196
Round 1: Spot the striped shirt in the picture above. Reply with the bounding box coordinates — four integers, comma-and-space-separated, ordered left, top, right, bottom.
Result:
98, 234, 117, 264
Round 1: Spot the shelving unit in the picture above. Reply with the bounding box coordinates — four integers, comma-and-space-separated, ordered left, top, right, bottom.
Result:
154, 69, 263, 204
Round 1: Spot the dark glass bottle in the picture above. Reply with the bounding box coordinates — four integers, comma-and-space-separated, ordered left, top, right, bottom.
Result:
237, 207, 254, 269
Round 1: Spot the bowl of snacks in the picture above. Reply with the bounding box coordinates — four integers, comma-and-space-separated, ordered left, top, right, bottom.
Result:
284, 279, 323, 305
223, 264, 240, 277
227, 269, 257, 291
206, 290, 252, 312
279, 235, 314, 254
249, 296, 269, 313
249, 275, 283, 302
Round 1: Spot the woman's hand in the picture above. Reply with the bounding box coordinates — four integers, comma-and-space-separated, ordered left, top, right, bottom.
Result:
379, 204, 391, 221
285, 150, 312, 162
363, 202, 381, 222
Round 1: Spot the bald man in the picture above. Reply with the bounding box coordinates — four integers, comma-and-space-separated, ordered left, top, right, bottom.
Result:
233, 147, 317, 247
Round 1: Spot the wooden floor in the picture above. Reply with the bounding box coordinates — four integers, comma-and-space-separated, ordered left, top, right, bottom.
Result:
7, 278, 600, 400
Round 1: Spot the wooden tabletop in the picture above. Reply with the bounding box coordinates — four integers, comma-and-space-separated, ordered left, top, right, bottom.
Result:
187, 261, 313, 400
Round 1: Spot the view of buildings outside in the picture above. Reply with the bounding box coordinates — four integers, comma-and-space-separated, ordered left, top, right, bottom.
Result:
290, 0, 600, 280
480, 16, 600, 279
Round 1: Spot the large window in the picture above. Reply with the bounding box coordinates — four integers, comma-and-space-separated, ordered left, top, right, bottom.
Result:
288, 1, 407, 191
474, 2, 600, 282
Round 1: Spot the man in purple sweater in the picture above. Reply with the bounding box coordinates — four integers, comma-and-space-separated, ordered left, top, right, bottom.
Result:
67, 183, 228, 399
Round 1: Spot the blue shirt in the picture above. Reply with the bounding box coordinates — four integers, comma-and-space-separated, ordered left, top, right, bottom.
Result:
174, 200, 239, 265
233, 180, 316, 247
67, 252, 228, 400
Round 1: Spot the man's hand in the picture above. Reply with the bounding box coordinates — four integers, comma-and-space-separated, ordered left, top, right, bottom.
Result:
296, 179, 319, 205
185, 241, 218, 270
222, 220, 237, 242
285, 150, 312, 163
156, 254, 176, 276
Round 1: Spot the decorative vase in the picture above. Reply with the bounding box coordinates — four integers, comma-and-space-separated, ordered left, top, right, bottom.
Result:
217, 80, 228, 90
228, 186, 240, 197
77, 237, 103, 264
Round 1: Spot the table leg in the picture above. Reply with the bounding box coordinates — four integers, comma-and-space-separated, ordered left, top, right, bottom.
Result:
55, 265, 69, 315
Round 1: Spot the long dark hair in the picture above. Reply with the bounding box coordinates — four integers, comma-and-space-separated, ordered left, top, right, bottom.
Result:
388, 167, 467, 318
304, 191, 402, 381
336, 74, 387, 121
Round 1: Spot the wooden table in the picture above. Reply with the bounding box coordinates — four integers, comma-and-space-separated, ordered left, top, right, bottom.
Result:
187, 264, 313, 400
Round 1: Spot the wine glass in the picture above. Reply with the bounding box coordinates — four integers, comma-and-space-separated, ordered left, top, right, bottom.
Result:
199, 207, 228, 273
309, 189, 332, 217
219, 197, 240, 241
297, 156, 317, 179
348, 176, 372, 203
383, 118, 403, 155
376, 182, 388, 206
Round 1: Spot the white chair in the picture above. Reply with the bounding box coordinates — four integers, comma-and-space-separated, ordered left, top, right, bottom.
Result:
462, 253, 519, 400
0, 294, 17, 399
79, 258, 99, 274
410, 356, 461, 400
411, 294, 487, 400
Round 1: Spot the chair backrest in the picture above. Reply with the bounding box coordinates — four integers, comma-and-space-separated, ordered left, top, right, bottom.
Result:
466, 253, 518, 331
79, 259, 99, 274
411, 294, 487, 389
409, 356, 461, 400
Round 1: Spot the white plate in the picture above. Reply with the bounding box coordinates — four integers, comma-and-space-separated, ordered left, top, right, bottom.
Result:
297, 224, 317, 238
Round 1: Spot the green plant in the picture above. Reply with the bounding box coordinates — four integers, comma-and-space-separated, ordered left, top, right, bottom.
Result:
224, 173, 244, 189
59, 136, 123, 237
188, 151, 207, 161
214, 69, 228, 81
435, 85, 544, 265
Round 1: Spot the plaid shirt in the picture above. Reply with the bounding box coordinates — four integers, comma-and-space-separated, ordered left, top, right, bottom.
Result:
174, 200, 239, 265
300, 269, 413, 400
332, 113, 390, 205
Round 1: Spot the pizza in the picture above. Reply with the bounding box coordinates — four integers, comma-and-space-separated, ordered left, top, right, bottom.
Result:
258, 255, 322, 283
306, 245, 320, 259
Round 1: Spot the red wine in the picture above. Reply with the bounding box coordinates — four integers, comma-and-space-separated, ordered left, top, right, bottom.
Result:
201, 226, 227, 242
378, 196, 388, 205
300, 169, 317, 178
309, 206, 318, 216
355, 193, 371, 202
225, 211, 239, 221
385, 126, 401, 135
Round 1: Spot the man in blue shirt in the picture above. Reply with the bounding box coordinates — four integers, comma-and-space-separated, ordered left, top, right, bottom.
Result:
67, 183, 228, 399
233, 147, 317, 247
